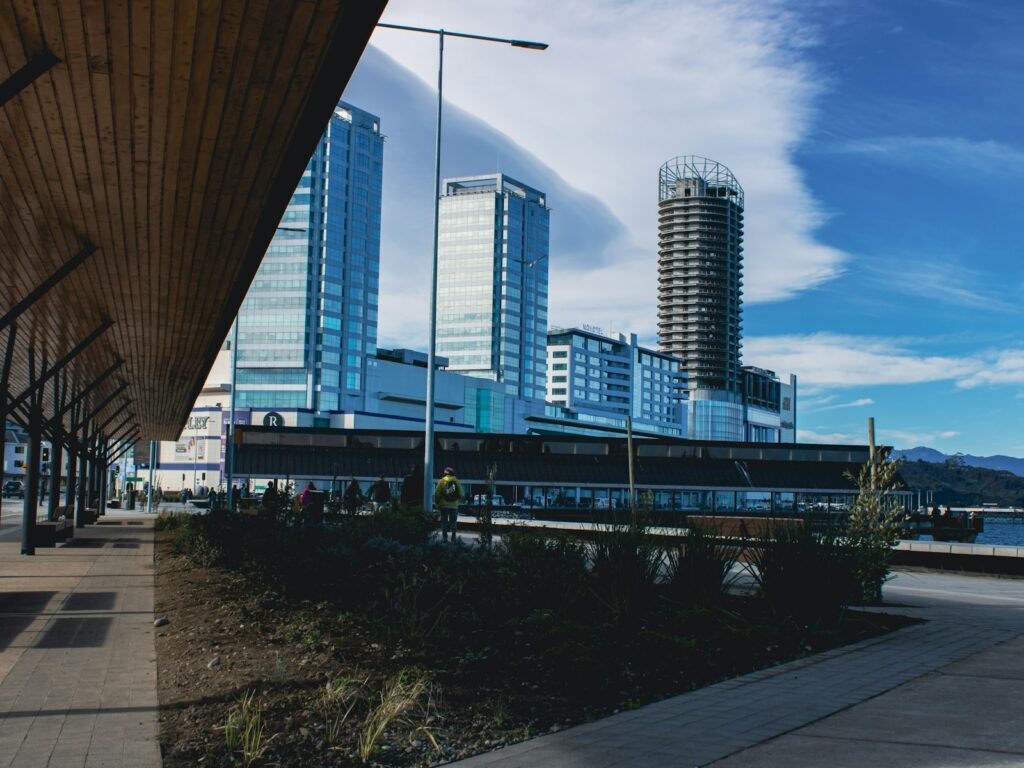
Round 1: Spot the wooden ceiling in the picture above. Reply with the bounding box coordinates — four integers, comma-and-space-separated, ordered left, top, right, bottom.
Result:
0, 0, 386, 440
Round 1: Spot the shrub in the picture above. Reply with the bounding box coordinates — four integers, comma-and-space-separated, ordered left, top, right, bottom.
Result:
496, 527, 588, 615
153, 511, 189, 532
745, 519, 856, 622
665, 518, 744, 610
845, 446, 907, 603
588, 522, 663, 625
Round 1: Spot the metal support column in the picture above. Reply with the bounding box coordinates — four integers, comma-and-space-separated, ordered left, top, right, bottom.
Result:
20, 405, 41, 555
47, 433, 63, 521
97, 440, 108, 519
75, 422, 90, 528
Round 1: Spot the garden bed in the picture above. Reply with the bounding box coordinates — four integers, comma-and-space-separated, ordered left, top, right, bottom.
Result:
155, 512, 914, 767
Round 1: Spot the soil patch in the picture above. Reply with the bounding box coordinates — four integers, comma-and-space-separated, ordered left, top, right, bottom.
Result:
156, 529, 913, 767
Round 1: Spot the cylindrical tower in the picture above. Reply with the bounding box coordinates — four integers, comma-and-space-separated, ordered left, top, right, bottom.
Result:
657, 156, 744, 395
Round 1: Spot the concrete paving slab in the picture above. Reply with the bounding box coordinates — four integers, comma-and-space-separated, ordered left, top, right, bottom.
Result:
711, 733, 1024, 767
0, 513, 159, 768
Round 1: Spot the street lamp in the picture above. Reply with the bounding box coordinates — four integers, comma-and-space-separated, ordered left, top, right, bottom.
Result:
374, 22, 548, 512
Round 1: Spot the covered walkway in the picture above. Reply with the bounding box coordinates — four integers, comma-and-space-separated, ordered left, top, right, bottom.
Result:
0, 514, 157, 767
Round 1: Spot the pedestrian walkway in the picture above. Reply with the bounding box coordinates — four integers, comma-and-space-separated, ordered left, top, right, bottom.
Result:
0, 516, 159, 768
453, 570, 1024, 767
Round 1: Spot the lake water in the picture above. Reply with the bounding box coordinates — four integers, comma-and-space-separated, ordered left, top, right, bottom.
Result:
921, 515, 1024, 546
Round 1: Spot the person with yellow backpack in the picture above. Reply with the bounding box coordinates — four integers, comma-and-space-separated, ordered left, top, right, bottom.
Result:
433, 467, 463, 543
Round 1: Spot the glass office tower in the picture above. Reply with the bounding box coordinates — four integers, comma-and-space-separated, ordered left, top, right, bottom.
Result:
436, 174, 549, 400
236, 102, 383, 412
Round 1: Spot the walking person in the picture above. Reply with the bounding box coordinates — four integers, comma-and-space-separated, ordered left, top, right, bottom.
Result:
399, 463, 423, 508
433, 466, 463, 543
369, 475, 391, 512
343, 478, 362, 515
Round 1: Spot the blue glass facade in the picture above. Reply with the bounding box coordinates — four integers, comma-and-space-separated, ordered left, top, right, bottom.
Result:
436, 174, 549, 400
236, 102, 383, 412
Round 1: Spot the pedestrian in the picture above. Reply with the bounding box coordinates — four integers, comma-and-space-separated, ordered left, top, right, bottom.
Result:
370, 475, 391, 512
179, 487, 188, 506
433, 466, 463, 543
262, 480, 278, 507
301, 480, 316, 506
344, 478, 362, 515
232, 484, 242, 510
399, 463, 423, 508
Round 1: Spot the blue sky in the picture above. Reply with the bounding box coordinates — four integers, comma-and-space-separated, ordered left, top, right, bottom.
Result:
347, 0, 1023, 455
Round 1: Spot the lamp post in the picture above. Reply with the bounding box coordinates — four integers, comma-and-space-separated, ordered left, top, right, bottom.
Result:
374, 22, 548, 512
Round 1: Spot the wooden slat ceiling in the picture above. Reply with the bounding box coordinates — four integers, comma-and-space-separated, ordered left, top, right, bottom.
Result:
0, 0, 386, 440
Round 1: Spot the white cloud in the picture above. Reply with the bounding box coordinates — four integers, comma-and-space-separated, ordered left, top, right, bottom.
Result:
861, 256, 1017, 313
744, 333, 977, 388
804, 397, 875, 413
797, 428, 860, 444
832, 135, 1024, 176
880, 429, 960, 446
957, 350, 1024, 389
371, 0, 847, 337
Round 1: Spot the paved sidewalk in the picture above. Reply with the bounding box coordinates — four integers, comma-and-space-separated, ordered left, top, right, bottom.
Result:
453, 570, 1024, 767
0, 515, 159, 768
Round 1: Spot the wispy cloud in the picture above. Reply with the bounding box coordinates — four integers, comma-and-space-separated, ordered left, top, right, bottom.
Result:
745, 333, 976, 388
804, 397, 875, 413
861, 256, 1018, 314
797, 428, 861, 444
957, 350, 1024, 389
881, 429, 960, 446
830, 135, 1024, 176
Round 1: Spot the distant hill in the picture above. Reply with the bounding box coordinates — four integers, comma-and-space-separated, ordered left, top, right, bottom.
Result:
893, 447, 1024, 478
897, 460, 1024, 508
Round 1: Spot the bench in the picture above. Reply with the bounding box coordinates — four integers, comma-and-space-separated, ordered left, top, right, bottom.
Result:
33, 518, 74, 547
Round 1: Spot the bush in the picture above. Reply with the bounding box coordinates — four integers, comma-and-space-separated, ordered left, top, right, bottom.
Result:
665, 518, 744, 610
745, 519, 856, 622
154, 511, 189, 532
588, 523, 663, 625
496, 528, 588, 616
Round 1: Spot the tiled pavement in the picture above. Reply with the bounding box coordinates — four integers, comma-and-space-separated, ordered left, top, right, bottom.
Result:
0, 512, 159, 768
453, 570, 1024, 767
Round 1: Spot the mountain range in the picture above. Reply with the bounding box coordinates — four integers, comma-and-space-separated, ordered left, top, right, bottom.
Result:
894, 447, 1024, 478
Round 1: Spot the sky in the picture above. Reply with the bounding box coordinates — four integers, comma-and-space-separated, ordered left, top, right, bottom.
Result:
342, 0, 1024, 456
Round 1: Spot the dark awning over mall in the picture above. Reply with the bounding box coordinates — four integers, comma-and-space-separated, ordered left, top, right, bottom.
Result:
0, 1, 387, 440
233, 427, 877, 494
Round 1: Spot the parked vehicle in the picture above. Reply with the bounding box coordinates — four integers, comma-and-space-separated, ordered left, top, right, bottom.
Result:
471, 493, 506, 507
3, 480, 25, 499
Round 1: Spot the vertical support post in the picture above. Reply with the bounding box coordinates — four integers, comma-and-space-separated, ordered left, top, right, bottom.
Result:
422, 29, 445, 514
226, 320, 238, 511
21, 405, 41, 555
626, 415, 636, 526
65, 411, 79, 507
146, 440, 155, 514
97, 440, 108, 518
76, 422, 90, 528
868, 416, 877, 492
47, 434, 62, 521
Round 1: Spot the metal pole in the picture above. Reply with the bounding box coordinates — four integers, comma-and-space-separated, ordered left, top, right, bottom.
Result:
627, 415, 636, 525
226, 320, 238, 511
422, 30, 444, 513
20, 407, 41, 555
146, 440, 155, 514
868, 416, 876, 492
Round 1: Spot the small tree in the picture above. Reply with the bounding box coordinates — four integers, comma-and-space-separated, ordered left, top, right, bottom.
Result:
845, 446, 906, 603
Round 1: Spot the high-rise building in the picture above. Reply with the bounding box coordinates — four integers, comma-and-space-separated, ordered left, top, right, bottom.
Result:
436, 174, 550, 400
657, 156, 744, 390
543, 327, 688, 437
235, 102, 383, 412
658, 156, 745, 440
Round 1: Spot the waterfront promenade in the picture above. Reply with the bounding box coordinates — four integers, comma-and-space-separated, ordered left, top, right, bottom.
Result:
455, 570, 1024, 767
0, 507, 159, 768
